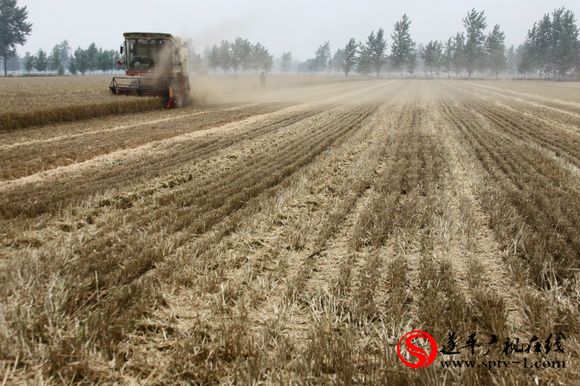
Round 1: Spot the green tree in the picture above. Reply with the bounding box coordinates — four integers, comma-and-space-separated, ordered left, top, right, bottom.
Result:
280, 52, 292, 72
247, 42, 260, 71
506, 45, 517, 74
262, 52, 273, 73
357, 40, 372, 75
421, 40, 443, 77
68, 56, 77, 75
49, 44, 63, 74
0, 0, 32, 76
97, 49, 117, 73
442, 37, 454, 77
85, 43, 99, 73
207, 45, 219, 73
299, 58, 317, 73
576, 50, 580, 78
516, 43, 533, 78
23, 51, 33, 72
463, 8, 487, 78
34, 48, 47, 72
391, 14, 415, 78
251, 43, 272, 72
73, 47, 89, 74
433, 41, 443, 76
452, 33, 466, 77
551, 7, 579, 78
331, 48, 344, 73
4, 52, 19, 71
576, 45, 580, 78
57, 40, 71, 69
218, 40, 232, 73
526, 15, 552, 78
537, 14, 554, 78
343, 38, 358, 77
485, 24, 507, 78
368, 28, 387, 76
231, 37, 251, 73
314, 41, 331, 72
406, 49, 417, 76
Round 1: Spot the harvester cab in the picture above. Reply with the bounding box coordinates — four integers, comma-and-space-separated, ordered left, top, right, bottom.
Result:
110, 32, 190, 108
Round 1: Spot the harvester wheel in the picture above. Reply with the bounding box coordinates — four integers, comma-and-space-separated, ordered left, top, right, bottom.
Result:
176, 91, 190, 108
162, 86, 175, 109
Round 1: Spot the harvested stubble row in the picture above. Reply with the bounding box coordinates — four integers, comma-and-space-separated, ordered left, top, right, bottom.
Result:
0, 104, 319, 219
0, 103, 285, 180
439, 88, 580, 287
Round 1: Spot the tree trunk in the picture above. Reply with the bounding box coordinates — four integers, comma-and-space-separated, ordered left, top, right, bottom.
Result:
3, 56, 7, 77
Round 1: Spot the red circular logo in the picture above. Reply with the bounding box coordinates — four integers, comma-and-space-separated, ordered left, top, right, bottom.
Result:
396, 330, 438, 368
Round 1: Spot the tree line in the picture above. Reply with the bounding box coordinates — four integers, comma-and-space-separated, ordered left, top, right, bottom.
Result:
1, 0, 579, 79
6, 37, 275, 76
202, 37, 274, 74
298, 10, 511, 78
298, 8, 579, 79
0, 0, 32, 76
20, 41, 120, 75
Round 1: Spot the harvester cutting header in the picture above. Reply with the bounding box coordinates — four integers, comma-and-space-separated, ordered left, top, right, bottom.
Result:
110, 32, 190, 108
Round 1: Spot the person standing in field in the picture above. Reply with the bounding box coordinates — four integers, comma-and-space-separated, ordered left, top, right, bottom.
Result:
260, 71, 266, 87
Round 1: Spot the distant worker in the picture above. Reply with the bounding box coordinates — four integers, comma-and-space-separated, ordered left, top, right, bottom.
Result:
260, 71, 266, 87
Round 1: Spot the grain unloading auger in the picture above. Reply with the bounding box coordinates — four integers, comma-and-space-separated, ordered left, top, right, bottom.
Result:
110, 32, 191, 108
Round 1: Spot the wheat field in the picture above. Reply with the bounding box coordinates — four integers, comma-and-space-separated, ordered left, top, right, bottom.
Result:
0, 76, 578, 385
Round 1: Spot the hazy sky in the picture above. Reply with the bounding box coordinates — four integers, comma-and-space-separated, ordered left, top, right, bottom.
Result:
17, 0, 580, 59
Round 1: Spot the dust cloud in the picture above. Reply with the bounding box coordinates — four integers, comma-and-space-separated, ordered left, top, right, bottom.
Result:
189, 74, 377, 106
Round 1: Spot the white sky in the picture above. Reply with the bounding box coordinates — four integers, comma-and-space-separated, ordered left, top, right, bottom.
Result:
17, 0, 580, 59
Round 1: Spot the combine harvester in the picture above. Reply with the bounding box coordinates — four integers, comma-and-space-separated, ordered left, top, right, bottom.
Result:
110, 32, 190, 108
